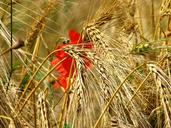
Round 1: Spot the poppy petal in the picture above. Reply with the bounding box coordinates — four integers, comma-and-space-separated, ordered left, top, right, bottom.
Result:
69, 29, 81, 42
51, 29, 93, 92
53, 81, 60, 89
51, 58, 70, 76
55, 45, 68, 58
58, 77, 68, 90
51, 58, 61, 70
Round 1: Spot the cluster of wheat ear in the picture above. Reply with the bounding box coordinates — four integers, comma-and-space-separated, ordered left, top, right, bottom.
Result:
0, 0, 171, 128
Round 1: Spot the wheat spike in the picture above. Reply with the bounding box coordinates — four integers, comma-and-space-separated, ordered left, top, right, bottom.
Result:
82, 1, 151, 127
37, 91, 50, 128
2, 0, 171, 128
148, 63, 171, 128
62, 45, 94, 127
160, 0, 171, 16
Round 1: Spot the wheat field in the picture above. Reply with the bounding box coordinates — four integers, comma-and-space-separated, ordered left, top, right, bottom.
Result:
0, 0, 171, 128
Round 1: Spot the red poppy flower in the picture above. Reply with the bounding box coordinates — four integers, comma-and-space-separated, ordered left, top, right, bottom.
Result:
51, 29, 93, 91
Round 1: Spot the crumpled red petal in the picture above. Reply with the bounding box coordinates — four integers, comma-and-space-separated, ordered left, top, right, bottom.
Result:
54, 44, 68, 58
69, 29, 81, 43
53, 77, 67, 90
51, 29, 93, 91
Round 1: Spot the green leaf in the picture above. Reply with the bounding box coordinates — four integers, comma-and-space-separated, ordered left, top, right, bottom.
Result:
19, 73, 31, 91
12, 61, 21, 72
64, 123, 71, 128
